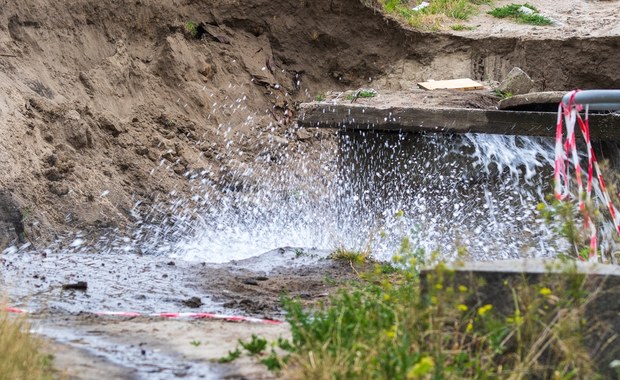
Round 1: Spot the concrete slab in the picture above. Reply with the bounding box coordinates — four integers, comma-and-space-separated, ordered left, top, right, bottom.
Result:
299, 101, 620, 140
421, 258, 620, 377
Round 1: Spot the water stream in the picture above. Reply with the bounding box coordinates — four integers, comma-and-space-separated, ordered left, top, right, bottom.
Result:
172, 130, 559, 262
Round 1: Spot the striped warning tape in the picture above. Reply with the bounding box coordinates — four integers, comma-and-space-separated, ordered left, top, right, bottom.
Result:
553, 89, 620, 262
2, 307, 282, 324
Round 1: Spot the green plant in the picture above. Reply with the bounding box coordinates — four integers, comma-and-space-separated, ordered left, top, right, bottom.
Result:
218, 348, 241, 363
261, 349, 288, 371
345, 89, 377, 101
185, 21, 199, 38
493, 88, 514, 99
330, 246, 373, 265
314, 93, 326, 102
280, 253, 601, 379
489, 3, 553, 25
0, 306, 54, 379
190, 340, 201, 347
239, 334, 268, 356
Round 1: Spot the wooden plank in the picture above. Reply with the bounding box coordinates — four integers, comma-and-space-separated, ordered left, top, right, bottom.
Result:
418, 78, 484, 91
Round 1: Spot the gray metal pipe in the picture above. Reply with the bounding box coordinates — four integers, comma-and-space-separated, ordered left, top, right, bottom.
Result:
562, 90, 620, 111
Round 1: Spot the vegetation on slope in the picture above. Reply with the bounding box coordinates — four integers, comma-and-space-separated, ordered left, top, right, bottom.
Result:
373, 0, 491, 30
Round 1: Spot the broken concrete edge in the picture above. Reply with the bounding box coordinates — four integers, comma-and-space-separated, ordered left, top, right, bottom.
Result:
298, 102, 620, 140
498, 91, 566, 110
423, 258, 620, 277
421, 257, 620, 378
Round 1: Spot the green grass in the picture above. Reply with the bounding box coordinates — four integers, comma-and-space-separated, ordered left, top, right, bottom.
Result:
279, 257, 602, 379
344, 90, 377, 101
378, 0, 491, 30
184, 21, 199, 38
330, 247, 373, 264
314, 93, 326, 102
450, 23, 476, 31
488, 3, 553, 25
0, 307, 55, 379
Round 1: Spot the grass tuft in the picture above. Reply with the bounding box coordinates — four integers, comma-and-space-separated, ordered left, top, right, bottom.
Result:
0, 306, 54, 379
489, 3, 553, 25
330, 247, 373, 265
378, 0, 490, 30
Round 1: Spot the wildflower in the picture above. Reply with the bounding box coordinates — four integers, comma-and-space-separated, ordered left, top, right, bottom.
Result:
539, 287, 552, 296
466, 322, 474, 332
407, 356, 435, 378
435, 283, 443, 290
457, 304, 468, 312
458, 285, 468, 293
477, 304, 493, 317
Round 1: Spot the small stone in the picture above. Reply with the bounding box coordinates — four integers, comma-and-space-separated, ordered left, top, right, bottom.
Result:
181, 296, 203, 308
62, 281, 88, 291
296, 128, 313, 141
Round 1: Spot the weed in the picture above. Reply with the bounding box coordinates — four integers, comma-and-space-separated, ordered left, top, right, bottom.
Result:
294, 248, 305, 258
493, 88, 514, 99
281, 253, 601, 379
239, 334, 268, 356
277, 337, 295, 352
0, 306, 54, 379
330, 246, 373, 265
185, 21, 199, 38
217, 348, 241, 363
489, 3, 553, 25
314, 93, 326, 102
260, 349, 288, 371
190, 340, 201, 347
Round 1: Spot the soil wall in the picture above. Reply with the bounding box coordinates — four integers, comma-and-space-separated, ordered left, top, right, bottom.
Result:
0, 0, 617, 248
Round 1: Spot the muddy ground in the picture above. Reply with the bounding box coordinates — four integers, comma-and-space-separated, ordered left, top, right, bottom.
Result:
5, 247, 359, 378
0, 0, 619, 378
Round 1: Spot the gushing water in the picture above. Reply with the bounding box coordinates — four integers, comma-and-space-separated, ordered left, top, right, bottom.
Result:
170, 130, 558, 262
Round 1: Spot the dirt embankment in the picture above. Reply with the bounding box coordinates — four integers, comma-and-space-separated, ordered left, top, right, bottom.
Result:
0, 0, 619, 247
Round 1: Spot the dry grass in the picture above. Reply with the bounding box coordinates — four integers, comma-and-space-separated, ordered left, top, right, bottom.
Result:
0, 306, 54, 380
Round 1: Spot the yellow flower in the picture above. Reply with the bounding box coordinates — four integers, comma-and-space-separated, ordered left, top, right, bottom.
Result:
457, 304, 468, 312
435, 283, 443, 290
477, 304, 493, 317
383, 294, 391, 302
539, 287, 552, 296
466, 322, 474, 332
407, 356, 435, 378
458, 285, 468, 293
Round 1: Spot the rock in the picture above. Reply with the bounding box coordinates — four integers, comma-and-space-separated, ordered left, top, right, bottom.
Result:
62, 281, 88, 291
48, 183, 69, 196
498, 67, 534, 96
0, 191, 25, 248
296, 128, 313, 141
181, 296, 203, 308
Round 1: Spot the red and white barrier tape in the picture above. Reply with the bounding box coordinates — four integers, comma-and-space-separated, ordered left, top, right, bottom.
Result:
2, 307, 282, 324
553, 90, 620, 262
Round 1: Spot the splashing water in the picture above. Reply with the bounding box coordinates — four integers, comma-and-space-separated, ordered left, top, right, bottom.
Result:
169, 130, 559, 262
